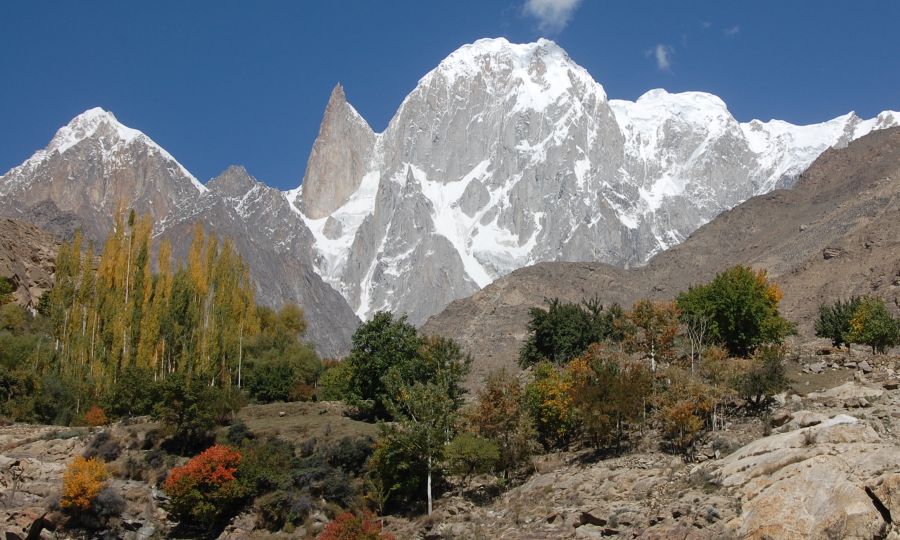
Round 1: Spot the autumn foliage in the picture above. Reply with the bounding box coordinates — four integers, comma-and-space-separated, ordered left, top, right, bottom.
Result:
61, 456, 109, 512
163, 445, 245, 527
317, 511, 395, 540
83, 405, 108, 427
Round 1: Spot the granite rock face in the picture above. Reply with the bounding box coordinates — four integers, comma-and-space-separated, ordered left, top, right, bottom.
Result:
292, 38, 900, 325
0, 218, 59, 311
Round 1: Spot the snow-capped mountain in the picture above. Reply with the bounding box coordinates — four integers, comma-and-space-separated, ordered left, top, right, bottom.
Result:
290, 37, 899, 324
2, 38, 898, 349
0, 108, 359, 357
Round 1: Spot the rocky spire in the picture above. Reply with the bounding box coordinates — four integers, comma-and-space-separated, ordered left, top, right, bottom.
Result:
299, 83, 376, 219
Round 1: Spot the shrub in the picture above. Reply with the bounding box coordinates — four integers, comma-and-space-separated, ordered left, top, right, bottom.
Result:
245, 352, 319, 404
238, 437, 295, 495
293, 454, 356, 507
677, 266, 795, 357
444, 433, 499, 489
83, 405, 108, 427
225, 421, 254, 447
655, 368, 721, 454
93, 486, 125, 518
326, 436, 375, 474
163, 445, 246, 528
102, 367, 158, 418
61, 457, 109, 512
82, 431, 121, 462
255, 490, 313, 531
733, 345, 789, 409
365, 433, 428, 514
317, 510, 395, 540
34, 374, 79, 426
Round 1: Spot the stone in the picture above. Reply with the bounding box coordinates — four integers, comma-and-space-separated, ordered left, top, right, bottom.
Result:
575, 524, 607, 539
823, 247, 845, 260
808, 382, 883, 402
883, 380, 899, 390
807, 361, 826, 374
791, 411, 826, 428
771, 411, 792, 427
858, 360, 873, 374
872, 474, 900, 519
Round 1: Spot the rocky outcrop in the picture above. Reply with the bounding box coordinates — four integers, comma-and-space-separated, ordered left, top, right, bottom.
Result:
713, 414, 893, 539
0, 218, 58, 310
299, 84, 376, 219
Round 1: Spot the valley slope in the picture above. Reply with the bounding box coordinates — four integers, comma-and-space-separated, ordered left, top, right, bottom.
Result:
422, 127, 900, 382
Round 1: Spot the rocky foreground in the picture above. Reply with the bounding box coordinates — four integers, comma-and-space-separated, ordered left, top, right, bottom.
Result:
391, 343, 900, 540
2, 343, 900, 539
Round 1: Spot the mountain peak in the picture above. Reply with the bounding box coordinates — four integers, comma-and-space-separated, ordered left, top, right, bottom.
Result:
42, 107, 208, 193
48, 107, 143, 155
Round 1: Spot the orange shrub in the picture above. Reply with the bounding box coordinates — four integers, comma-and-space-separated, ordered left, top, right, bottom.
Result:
61, 456, 109, 512
83, 405, 108, 427
318, 511, 395, 540
163, 445, 244, 526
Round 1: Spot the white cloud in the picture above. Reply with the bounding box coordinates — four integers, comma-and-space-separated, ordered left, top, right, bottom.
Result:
647, 44, 674, 72
700, 20, 712, 29
724, 25, 740, 37
523, 0, 582, 33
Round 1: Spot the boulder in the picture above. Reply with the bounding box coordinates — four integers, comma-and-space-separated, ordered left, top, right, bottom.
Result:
808, 382, 883, 403
714, 415, 896, 540
787, 410, 826, 429
858, 360, 873, 374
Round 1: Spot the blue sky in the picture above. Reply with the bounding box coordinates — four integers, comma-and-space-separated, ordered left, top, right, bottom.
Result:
1, 1, 898, 190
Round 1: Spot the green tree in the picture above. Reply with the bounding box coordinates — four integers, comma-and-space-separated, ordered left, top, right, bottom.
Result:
443, 433, 499, 493
382, 378, 458, 515
344, 312, 421, 418
519, 298, 624, 367
846, 297, 899, 354
677, 266, 794, 357
815, 297, 863, 349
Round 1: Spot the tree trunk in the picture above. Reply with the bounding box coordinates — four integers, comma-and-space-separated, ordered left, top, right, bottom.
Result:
237, 322, 243, 388
427, 455, 433, 515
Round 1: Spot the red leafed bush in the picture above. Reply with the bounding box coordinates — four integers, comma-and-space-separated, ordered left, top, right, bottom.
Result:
83, 405, 108, 427
317, 511, 395, 540
163, 445, 245, 527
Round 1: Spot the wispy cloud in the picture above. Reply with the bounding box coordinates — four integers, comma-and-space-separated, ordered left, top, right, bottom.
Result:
646, 44, 674, 72
700, 20, 712, 29
723, 25, 740, 37
523, 0, 582, 34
